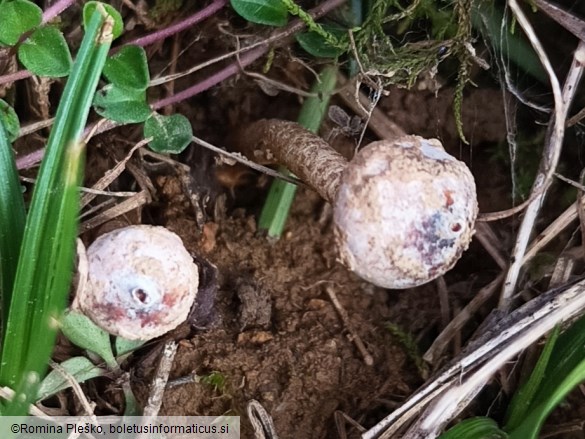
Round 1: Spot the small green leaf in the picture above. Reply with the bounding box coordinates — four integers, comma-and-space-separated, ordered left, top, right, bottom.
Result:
144, 112, 193, 154
0, 99, 20, 142
114, 337, 145, 357
17, 25, 72, 77
103, 45, 149, 90
36, 357, 105, 402
0, 0, 42, 46
60, 310, 118, 369
93, 84, 151, 123
296, 26, 346, 58
230, 0, 288, 27
83, 2, 123, 40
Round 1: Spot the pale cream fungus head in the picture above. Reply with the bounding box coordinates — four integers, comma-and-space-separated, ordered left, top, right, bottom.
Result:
77, 225, 199, 340
333, 136, 478, 289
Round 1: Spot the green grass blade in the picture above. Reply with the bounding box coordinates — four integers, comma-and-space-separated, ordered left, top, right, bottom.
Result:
0, 4, 114, 415
507, 315, 585, 438
0, 118, 26, 335
507, 359, 585, 439
258, 64, 338, 237
504, 326, 559, 430
440, 417, 508, 439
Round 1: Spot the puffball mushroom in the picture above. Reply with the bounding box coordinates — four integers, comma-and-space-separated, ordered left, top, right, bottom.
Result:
76, 225, 199, 340
237, 119, 478, 289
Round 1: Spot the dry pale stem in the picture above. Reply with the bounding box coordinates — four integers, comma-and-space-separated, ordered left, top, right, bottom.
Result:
236, 119, 347, 203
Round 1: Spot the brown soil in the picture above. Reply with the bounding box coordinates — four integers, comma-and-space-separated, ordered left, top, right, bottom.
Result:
13, 2, 585, 438
148, 187, 418, 438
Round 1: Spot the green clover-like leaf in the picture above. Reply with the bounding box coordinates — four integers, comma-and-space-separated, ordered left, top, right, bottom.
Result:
230, 0, 288, 27
60, 310, 117, 369
18, 25, 72, 77
0, 0, 42, 46
103, 45, 149, 90
296, 25, 347, 58
93, 84, 152, 123
0, 99, 20, 142
144, 112, 193, 154
36, 357, 106, 402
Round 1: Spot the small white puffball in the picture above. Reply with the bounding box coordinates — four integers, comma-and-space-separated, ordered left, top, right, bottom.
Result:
77, 225, 199, 340
333, 136, 478, 289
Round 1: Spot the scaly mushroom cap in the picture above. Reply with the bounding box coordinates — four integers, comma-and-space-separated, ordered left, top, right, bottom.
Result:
333, 136, 478, 289
78, 225, 199, 340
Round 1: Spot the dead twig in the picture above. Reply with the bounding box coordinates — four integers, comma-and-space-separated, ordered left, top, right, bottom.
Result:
498, 18, 585, 310
363, 275, 585, 439
423, 273, 504, 365
325, 286, 374, 366
138, 340, 177, 438
247, 400, 279, 439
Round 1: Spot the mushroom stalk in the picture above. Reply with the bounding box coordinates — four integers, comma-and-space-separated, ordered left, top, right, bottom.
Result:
237, 119, 346, 202
236, 119, 478, 289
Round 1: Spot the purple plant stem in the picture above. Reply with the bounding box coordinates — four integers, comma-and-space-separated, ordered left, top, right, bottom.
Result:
16, 148, 45, 170
0, 70, 33, 86
42, 0, 77, 24
16, 0, 347, 169
153, 46, 265, 110
126, 0, 228, 48
154, 0, 346, 109
0, 0, 228, 86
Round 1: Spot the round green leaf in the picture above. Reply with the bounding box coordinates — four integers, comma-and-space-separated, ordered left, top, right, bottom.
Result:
36, 357, 106, 402
0, 0, 42, 46
0, 99, 20, 142
83, 1, 123, 40
17, 25, 72, 77
230, 0, 288, 27
144, 113, 193, 154
103, 45, 149, 90
93, 84, 152, 123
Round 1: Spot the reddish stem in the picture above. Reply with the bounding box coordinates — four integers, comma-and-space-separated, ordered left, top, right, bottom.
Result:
16, 0, 347, 169
154, 0, 346, 109
42, 0, 77, 24
126, 0, 227, 48
0, 0, 228, 87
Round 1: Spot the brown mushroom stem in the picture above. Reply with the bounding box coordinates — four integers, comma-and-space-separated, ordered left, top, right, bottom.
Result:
236, 119, 346, 203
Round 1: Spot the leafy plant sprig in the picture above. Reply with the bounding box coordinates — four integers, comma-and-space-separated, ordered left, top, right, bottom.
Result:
0, 2, 119, 415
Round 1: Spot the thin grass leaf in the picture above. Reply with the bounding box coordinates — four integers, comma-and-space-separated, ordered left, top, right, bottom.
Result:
504, 326, 559, 431
507, 359, 585, 439
440, 417, 508, 439
0, 4, 115, 415
507, 315, 585, 438
258, 64, 338, 237
0, 118, 26, 339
